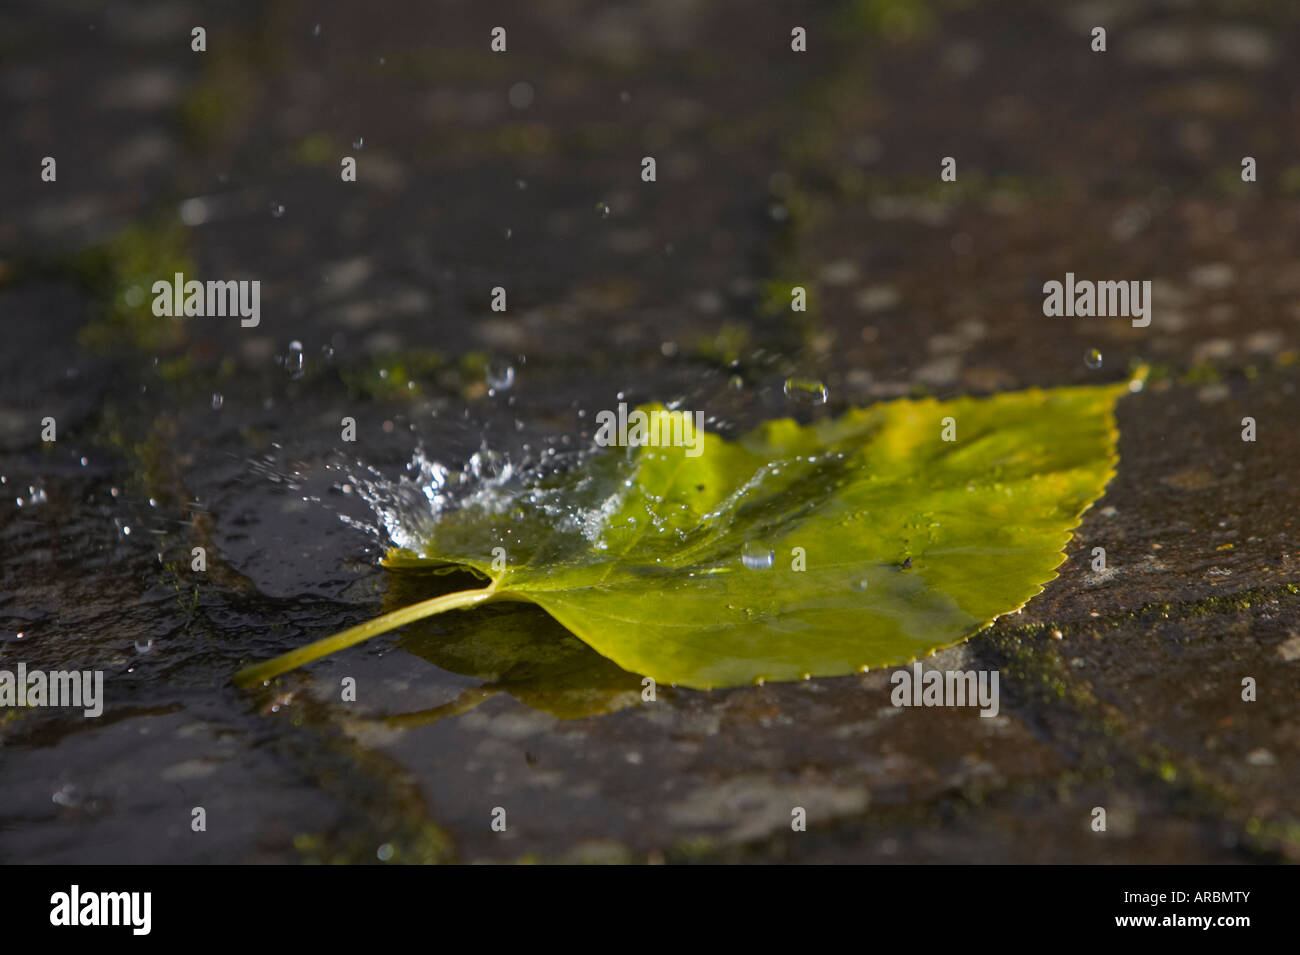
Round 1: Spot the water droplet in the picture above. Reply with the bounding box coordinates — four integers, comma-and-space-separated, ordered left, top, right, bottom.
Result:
503, 226, 513, 239
352, 136, 364, 150
741, 540, 775, 570
515, 178, 527, 190
729, 374, 745, 391
853, 579, 869, 591
210, 393, 224, 410
1085, 348, 1103, 370
269, 201, 285, 218
596, 201, 610, 218
310, 23, 321, 38
286, 341, 305, 379
134, 637, 154, 654
486, 359, 515, 392
377, 843, 395, 862
508, 81, 535, 110
783, 377, 828, 408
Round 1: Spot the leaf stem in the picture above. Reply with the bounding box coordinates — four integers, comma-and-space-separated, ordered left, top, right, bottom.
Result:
234, 585, 499, 687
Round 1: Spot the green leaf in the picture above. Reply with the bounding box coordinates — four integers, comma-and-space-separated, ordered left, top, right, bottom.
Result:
236, 380, 1132, 690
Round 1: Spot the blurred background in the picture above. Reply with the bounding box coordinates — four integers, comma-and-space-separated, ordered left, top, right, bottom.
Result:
0, 0, 1297, 863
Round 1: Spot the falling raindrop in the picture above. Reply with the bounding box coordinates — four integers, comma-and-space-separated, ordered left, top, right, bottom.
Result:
1085, 348, 1103, 369
134, 637, 154, 654
507, 81, 535, 110
741, 540, 775, 570
286, 341, 305, 379
210, 393, 224, 410
486, 359, 516, 392
783, 377, 829, 408
729, 374, 745, 391
310, 23, 321, 38
352, 136, 364, 149
269, 201, 285, 218
853, 579, 869, 591
596, 201, 610, 218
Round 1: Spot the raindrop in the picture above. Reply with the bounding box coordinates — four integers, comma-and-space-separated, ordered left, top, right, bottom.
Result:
729, 374, 745, 391
310, 23, 321, 38
515, 178, 527, 190
352, 136, 364, 150
269, 201, 285, 218
741, 540, 774, 570
783, 377, 829, 408
503, 227, 513, 239
210, 393, 224, 410
853, 579, 869, 591
134, 637, 154, 654
1085, 348, 1103, 369
486, 359, 516, 392
596, 201, 610, 218
286, 341, 305, 379
508, 81, 535, 110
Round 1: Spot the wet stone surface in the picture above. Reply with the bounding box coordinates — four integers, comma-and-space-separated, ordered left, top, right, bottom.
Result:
0, 1, 1297, 862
